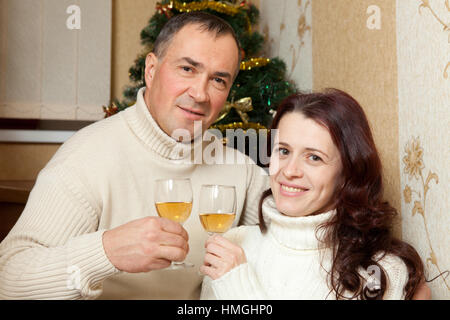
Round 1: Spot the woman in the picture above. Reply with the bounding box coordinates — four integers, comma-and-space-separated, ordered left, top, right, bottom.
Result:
200, 89, 425, 300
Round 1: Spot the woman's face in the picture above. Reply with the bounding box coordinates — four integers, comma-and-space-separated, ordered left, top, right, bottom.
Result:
269, 112, 343, 217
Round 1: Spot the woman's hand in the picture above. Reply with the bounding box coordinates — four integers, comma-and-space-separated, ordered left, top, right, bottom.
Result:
200, 234, 247, 280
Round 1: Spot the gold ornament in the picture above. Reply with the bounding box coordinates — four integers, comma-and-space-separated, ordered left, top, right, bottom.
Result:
156, 2, 174, 18
240, 58, 271, 71
215, 97, 253, 124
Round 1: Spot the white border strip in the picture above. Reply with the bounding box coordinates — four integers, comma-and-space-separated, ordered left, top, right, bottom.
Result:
0, 129, 75, 143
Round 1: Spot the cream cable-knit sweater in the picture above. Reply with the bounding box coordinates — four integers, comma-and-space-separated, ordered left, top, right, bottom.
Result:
0, 88, 269, 300
201, 196, 409, 300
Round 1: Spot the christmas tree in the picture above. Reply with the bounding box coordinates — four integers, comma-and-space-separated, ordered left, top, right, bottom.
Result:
105, 0, 296, 132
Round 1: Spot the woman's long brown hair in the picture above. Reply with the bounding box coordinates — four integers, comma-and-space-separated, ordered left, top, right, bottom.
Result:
258, 89, 424, 299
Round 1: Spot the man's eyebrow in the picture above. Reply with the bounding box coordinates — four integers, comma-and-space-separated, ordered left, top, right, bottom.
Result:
213, 71, 232, 80
179, 57, 231, 80
180, 57, 203, 69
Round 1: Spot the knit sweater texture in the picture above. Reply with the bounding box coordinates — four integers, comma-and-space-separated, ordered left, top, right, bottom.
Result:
201, 196, 409, 300
0, 88, 269, 300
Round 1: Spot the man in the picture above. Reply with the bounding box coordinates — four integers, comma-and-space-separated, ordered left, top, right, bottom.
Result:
0, 12, 268, 299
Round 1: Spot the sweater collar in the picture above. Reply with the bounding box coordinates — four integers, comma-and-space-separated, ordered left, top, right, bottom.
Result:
123, 87, 198, 161
263, 195, 336, 250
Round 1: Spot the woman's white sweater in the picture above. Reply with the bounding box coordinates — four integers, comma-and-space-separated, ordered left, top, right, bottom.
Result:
201, 196, 409, 300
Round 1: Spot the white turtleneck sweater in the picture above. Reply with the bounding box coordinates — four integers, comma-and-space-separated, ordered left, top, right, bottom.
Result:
0, 88, 269, 300
201, 196, 409, 300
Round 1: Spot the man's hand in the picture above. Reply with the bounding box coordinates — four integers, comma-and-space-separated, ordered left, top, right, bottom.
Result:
102, 217, 189, 273
200, 235, 246, 280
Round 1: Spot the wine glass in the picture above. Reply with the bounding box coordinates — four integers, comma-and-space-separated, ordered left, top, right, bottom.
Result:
198, 185, 236, 236
154, 178, 194, 269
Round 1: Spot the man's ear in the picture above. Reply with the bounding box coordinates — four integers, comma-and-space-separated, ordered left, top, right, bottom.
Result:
145, 52, 158, 86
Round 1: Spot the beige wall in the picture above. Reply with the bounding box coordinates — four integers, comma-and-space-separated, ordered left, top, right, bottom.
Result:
311, 0, 401, 237
396, 0, 449, 299
259, 0, 313, 91
111, 0, 158, 100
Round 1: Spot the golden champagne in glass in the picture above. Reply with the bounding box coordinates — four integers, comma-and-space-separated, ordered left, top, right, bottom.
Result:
199, 213, 236, 234
155, 202, 192, 223
198, 185, 236, 236
154, 178, 193, 269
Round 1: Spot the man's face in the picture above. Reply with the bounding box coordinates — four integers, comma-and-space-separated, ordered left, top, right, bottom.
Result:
144, 24, 239, 139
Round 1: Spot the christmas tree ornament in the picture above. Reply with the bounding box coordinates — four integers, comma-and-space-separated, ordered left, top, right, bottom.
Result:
156, 2, 174, 18
102, 102, 119, 118
214, 97, 253, 124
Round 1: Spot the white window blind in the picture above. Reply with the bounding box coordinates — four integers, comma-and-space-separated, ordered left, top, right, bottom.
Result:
0, 0, 111, 121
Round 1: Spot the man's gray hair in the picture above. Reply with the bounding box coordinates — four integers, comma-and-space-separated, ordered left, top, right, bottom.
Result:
152, 12, 242, 74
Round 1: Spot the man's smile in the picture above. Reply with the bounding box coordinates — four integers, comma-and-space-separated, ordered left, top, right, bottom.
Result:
177, 105, 206, 120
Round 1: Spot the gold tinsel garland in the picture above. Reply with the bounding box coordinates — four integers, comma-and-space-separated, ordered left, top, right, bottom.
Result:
210, 122, 266, 132
210, 122, 268, 146
175, 0, 246, 15
156, 1, 252, 32
157, 0, 247, 17
240, 58, 270, 71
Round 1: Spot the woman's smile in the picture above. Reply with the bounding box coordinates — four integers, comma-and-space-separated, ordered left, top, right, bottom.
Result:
279, 183, 309, 197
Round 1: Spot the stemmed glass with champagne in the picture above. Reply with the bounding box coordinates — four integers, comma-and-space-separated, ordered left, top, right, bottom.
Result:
198, 185, 236, 236
154, 178, 194, 269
